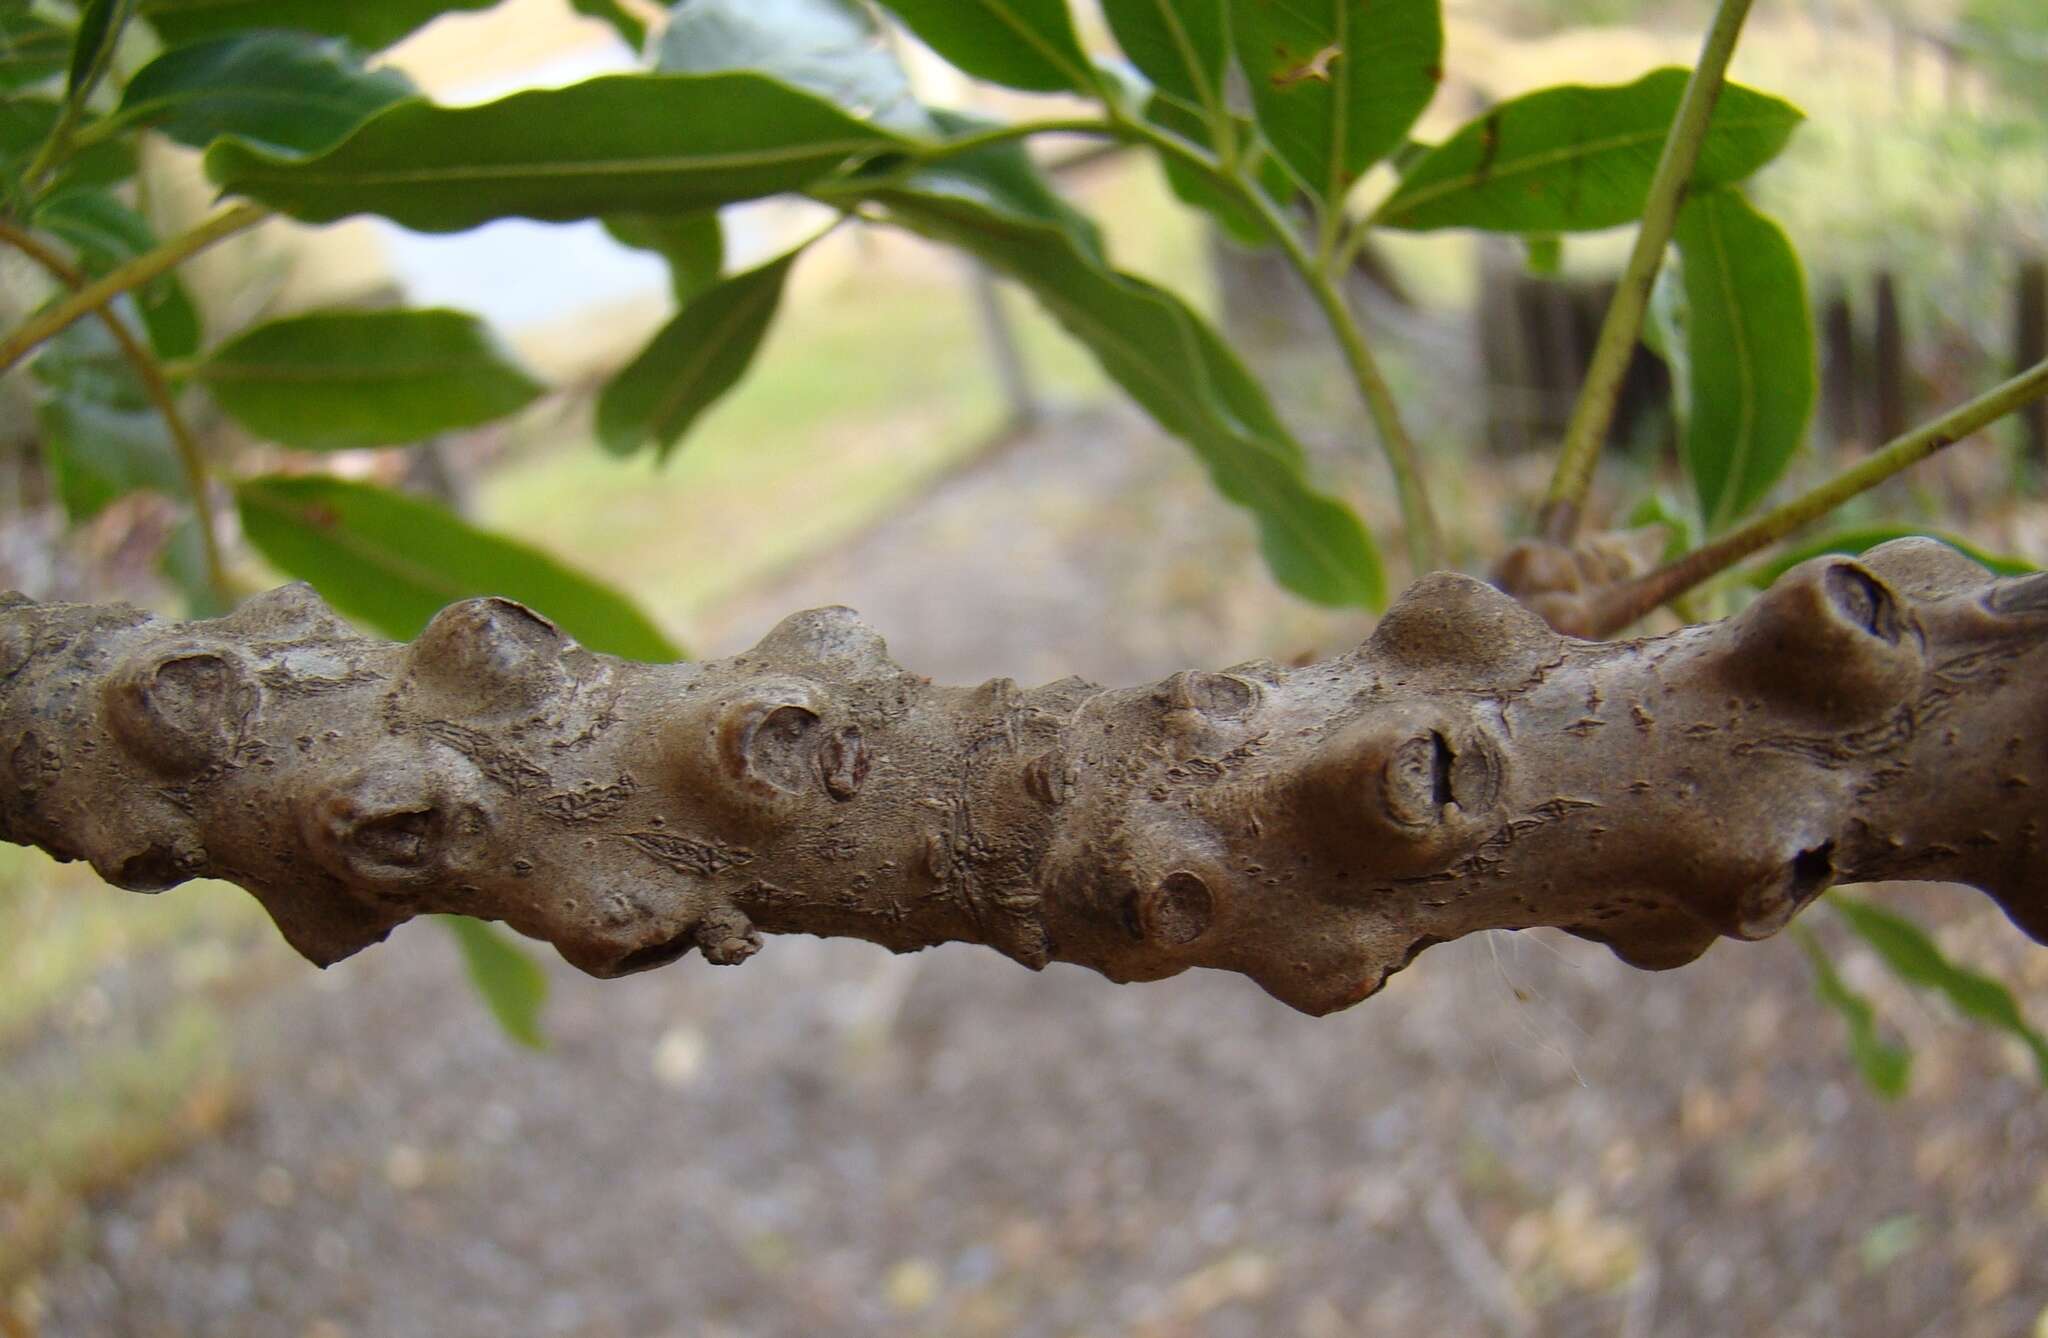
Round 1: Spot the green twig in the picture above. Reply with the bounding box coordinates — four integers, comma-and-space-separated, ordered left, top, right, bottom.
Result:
0, 220, 230, 603
1587, 357, 2048, 635
0, 202, 268, 376
864, 117, 1118, 172
1112, 113, 1444, 573
1539, 0, 1757, 544
840, 112, 1445, 572
19, 0, 136, 199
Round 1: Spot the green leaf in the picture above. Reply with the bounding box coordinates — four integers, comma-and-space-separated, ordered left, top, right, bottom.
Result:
35, 393, 181, 519
1671, 188, 1815, 531
437, 916, 549, 1049
1794, 926, 1911, 1099
1229, 0, 1442, 204
237, 474, 683, 660
196, 308, 545, 449
657, 0, 930, 132
0, 12, 70, 91
0, 98, 135, 202
597, 248, 797, 460
30, 311, 182, 520
898, 109, 1105, 261
874, 0, 1093, 94
1521, 234, 1561, 277
1643, 258, 1687, 415
67, 0, 127, 99
1145, 94, 1290, 248
1623, 490, 1698, 565
569, 0, 645, 49
117, 30, 417, 157
205, 73, 911, 232
160, 514, 234, 618
1374, 69, 1803, 232
27, 293, 149, 406
1747, 528, 2035, 588
137, 0, 500, 52
603, 212, 724, 303
1831, 896, 2048, 1085
866, 142, 1384, 608
1103, 0, 1226, 114
33, 190, 202, 358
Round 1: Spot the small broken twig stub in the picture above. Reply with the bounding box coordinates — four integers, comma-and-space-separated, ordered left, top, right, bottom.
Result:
1, 538, 2042, 1015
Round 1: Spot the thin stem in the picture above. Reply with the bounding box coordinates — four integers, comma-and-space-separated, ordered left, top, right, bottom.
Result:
1587, 357, 2048, 636
1539, 0, 1757, 544
1114, 113, 1444, 573
842, 111, 1446, 572
1239, 173, 1442, 573
0, 202, 268, 376
910, 117, 1119, 165
19, 0, 135, 199
0, 221, 231, 603
1331, 213, 1378, 277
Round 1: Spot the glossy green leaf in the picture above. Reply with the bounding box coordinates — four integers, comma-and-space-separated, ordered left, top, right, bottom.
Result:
1104, 0, 1226, 113
196, 309, 544, 449
657, 0, 929, 132
597, 248, 797, 460
31, 312, 182, 520
67, 0, 126, 99
1747, 528, 2035, 588
874, 0, 1092, 93
206, 73, 910, 232
237, 474, 683, 660
867, 143, 1383, 608
137, 0, 499, 51
570, 0, 645, 48
1374, 69, 1803, 232
1794, 926, 1911, 1099
0, 12, 70, 91
438, 916, 549, 1049
1832, 896, 2048, 1085
1145, 94, 1290, 248
1671, 188, 1815, 531
33, 190, 202, 358
118, 31, 416, 157
603, 212, 724, 303
1229, 0, 1442, 204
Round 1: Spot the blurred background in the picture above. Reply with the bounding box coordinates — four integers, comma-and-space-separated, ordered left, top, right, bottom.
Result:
3, 0, 2047, 1334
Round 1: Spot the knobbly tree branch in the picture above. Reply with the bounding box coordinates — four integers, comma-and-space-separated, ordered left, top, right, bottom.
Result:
2, 537, 2044, 1014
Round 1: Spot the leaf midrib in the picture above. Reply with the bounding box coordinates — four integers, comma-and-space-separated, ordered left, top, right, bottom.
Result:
1700, 196, 1759, 532
648, 266, 787, 447
1379, 111, 1788, 221
223, 139, 888, 190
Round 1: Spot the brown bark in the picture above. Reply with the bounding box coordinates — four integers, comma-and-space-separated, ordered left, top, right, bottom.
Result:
3, 537, 2044, 1015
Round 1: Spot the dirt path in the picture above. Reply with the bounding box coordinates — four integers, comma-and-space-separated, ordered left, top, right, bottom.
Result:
18, 413, 2048, 1338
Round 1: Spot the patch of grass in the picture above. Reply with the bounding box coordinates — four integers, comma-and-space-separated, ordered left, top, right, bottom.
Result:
0, 1003, 240, 1286
474, 159, 1216, 636
0, 853, 269, 1285
0, 849, 267, 1052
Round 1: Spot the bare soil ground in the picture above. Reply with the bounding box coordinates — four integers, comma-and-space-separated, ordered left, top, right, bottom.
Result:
10, 409, 2048, 1338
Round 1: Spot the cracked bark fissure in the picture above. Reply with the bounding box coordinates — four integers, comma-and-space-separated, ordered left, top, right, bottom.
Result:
4, 537, 2046, 1015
